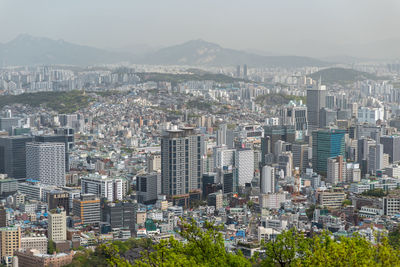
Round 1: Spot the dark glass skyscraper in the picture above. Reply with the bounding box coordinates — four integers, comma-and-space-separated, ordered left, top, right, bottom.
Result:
312, 129, 346, 174
0, 136, 34, 179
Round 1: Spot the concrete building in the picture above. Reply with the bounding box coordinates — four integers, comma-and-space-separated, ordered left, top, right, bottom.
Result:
15, 249, 73, 267
317, 189, 346, 209
235, 148, 254, 186
368, 144, 384, 174
0, 174, 17, 197
260, 165, 275, 194
259, 193, 286, 209
327, 156, 346, 185
21, 236, 47, 254
81, 174, 124, 202
207, 190, 223, 210
161, 127, 203, 199
136, 172, 161, 204
358, 107, 384, 124
380, 136, 400, 163
26, 142, 65, 187
292, 143, 309, 173
0, 226, 21, 258
48, 209, 66, 241
47, 191, 70, 215
101, 201, 137, 232
147, 153, 161, 172
73, 194, 101, 225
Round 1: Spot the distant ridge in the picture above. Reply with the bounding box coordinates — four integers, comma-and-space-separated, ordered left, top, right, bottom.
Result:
308, 67, 386, 84
0, 34, 128, 66
139, 39, 329, 67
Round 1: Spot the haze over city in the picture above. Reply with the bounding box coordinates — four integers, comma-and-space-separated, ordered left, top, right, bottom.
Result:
1, 0, 400, 58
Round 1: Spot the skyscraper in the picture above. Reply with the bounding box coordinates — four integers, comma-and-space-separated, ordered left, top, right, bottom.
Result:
235, 148, 254, 186
312, 129, 346, 174
307, 83, 327, 131
0, 136, 34, 180
243, 64, 248, 78
327, 156, 346, 185
26, 142, 65, 187
216, 124, 227, 146
260, 165, 275, 194
161, 127, 203, 199
380, 136, 400, 163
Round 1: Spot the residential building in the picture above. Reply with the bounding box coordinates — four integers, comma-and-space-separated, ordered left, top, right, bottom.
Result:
48, 209, 66, 241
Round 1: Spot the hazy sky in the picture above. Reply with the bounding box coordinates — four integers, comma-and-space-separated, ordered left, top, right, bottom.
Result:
1, 0, 400, 58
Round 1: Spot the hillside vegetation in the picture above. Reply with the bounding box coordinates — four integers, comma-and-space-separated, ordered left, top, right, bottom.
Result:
66, 220, 400, 267
308, 67, 385, 85
0, 90, 91, 113
255, 93, 306, 106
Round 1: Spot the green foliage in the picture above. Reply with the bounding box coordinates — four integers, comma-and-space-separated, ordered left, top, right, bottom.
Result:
260, 229, 400, 267
305, 204, 315, 221
361, 188, 387, 197
48, 240, 56, 254
255, 94, 306, 106
308, 67, 386, 85
186, 98, 219, 111
0, 90, 91, 113
342, 199, 352, 206
389, 226, 400, 249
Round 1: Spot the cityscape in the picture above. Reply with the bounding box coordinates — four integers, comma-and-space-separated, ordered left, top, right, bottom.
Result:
1, 1, 400, 266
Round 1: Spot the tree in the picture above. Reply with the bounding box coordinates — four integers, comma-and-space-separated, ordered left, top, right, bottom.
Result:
48, 240, 56, 254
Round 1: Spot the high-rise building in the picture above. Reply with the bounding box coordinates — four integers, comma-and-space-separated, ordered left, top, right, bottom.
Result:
263, 125, 295, 155
380, 136, 400, 163
307, 83, 327, 130
235, 148, 254, 186
327, 156, 346, 185
236, 65, 241, 78
278, 104, 308, 132
0, 136, 34, 179
34, 128, 74, 172
81, 174, 124, 202
147, 153, 161, 172
47, 191, 70, 215
312, 129, 346, 174
26, 142, 65, 187
0, 206, 6, 227
0, 226, 21, 258
136, 172, 161, 204
243, 64, 248, 78
368, 144, 384, 174
101, 201, 137, 232
223, 168, 238, 194
48, 208, 66, 241
161, 127, 203, 197
278, 152, 293, 178
260, 165, 275, 194
73, 194, 101, 225
216, 124, 227, 146
292, 143, 309, 173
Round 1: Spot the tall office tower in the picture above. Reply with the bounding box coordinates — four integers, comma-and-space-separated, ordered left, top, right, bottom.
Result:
348, 103, 358, 118
161, 127, 203, 198
319, 107, 337, 128
102, 201, 137, 233
73, 194, 101, 225
278, 104, 308, 132
0, 136, 34, 179
47, 191, 70, 215
223, 167, 238, 194
48, 209, 66, 241
312, 129, 346, 174
216, 124, 227, 146
327, 156, 346, 185
81, 174, 124, 202
236, 65, 241, 78
307, 83, 327, 131
147, 153, 161, 172
136, 172, 161, 204
278, 152, 293, 178
226, 129, 237, 149
260, 165, 275, 194
368, 144, 384, 174
325, 95, 336, 109
0, 117, 22, 135
292, 143, 309, 173
213, 146, 235, 170
0, 226, 21, 258
380, 136, 400, 163
263, 125, 295, 155
235, 148, 254, 186
243, 64, 248, 78
26, 142, 65, 187
35, 127, 74, 172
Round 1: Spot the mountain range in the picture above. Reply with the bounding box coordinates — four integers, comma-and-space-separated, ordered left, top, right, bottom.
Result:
0, 34, 328, 67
